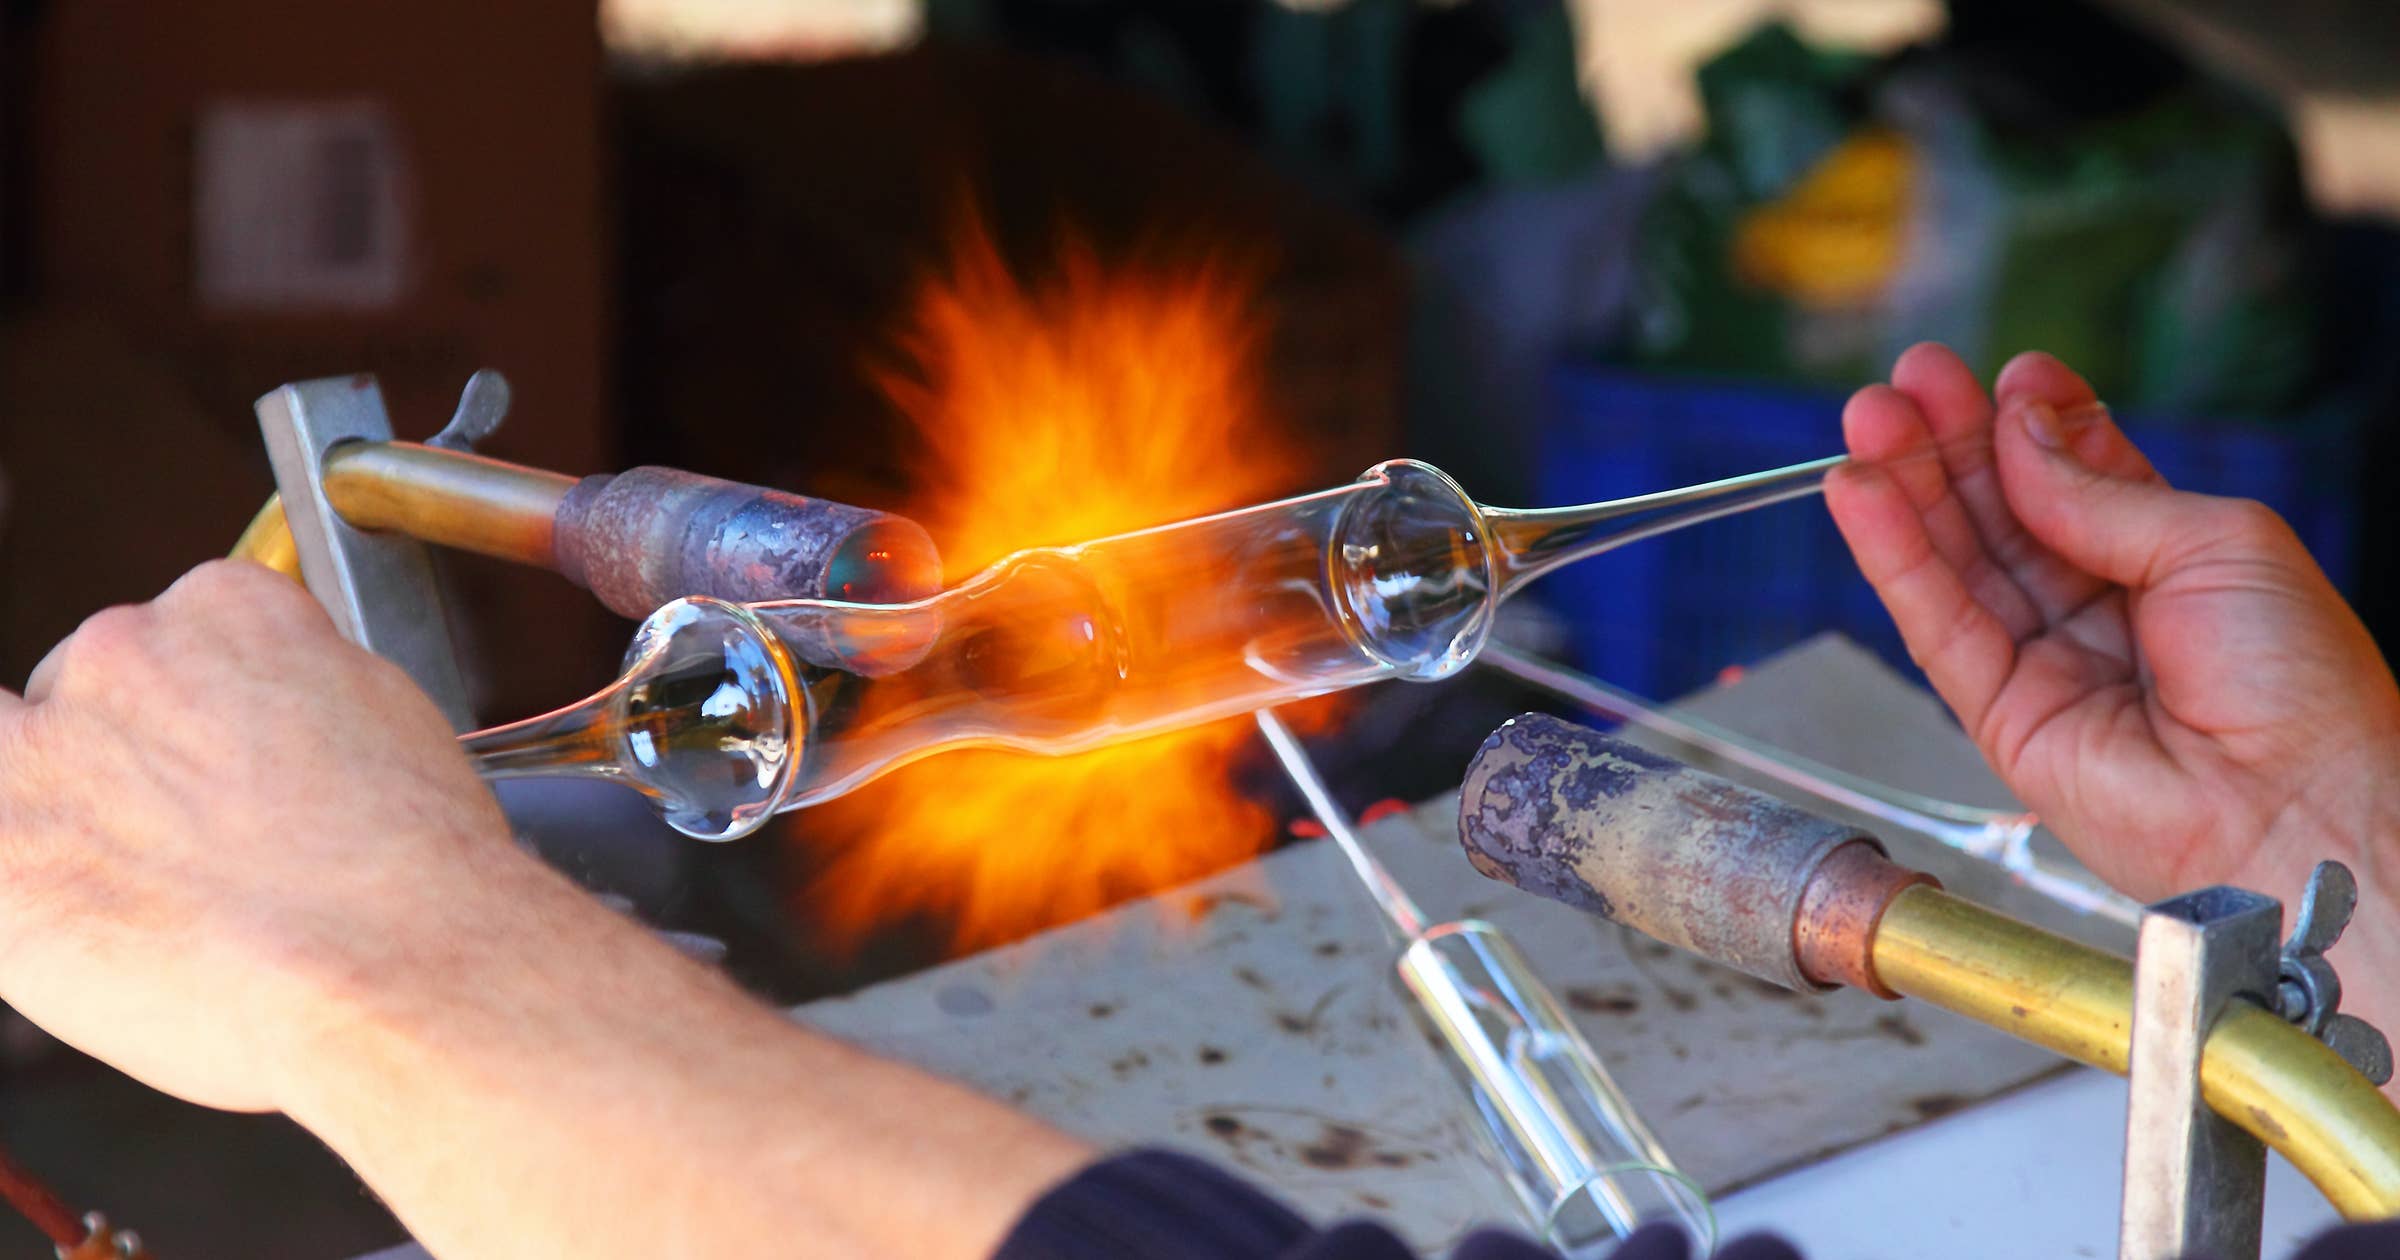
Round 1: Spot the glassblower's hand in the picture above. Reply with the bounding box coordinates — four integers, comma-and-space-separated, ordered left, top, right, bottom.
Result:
0, 559, 528, 1113
0, 560, 1092, 1260
1825, 344, 2400, 913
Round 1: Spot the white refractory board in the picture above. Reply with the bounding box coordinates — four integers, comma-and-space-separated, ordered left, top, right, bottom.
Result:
793, 634, 2134, 1252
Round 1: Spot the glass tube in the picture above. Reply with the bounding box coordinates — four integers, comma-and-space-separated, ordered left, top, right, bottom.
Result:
464, 456, 1844, 839
1255, 711, 1713, 1256
1401, 925, 1714, 1256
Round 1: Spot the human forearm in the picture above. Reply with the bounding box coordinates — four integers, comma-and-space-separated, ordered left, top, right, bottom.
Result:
274, 848, 1092, 1260
0, 562, 1092, 1256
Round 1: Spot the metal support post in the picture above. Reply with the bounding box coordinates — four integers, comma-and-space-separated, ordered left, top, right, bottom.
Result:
255, 375, 475, 730
2121, 887, 2283, 1260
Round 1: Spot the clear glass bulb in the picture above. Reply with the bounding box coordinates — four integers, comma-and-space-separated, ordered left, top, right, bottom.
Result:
466, 598, 800, 839
465, 455, 1840, 839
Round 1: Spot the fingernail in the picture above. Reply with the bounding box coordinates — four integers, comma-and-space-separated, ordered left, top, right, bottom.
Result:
2016, 399, 2065, 449
2057, 400, 2113, 438
2015, 398, 2111, 451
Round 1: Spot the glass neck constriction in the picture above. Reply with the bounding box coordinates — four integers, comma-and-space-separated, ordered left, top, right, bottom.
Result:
1478, 454, 1847, 599
461, 697, 628, 781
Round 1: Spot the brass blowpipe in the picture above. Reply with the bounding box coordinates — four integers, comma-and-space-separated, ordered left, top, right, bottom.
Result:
1458, 714, 2400, 1221
232, 438, 943, 625
456, 453, 1848, 840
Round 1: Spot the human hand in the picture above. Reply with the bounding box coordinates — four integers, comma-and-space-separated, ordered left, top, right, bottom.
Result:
0, 561, 1092, 1260
1824, 344, 2400, 908
0, 560, 556, 1113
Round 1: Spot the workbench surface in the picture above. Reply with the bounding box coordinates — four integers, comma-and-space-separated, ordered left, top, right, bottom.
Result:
793, 636, 2201, 1253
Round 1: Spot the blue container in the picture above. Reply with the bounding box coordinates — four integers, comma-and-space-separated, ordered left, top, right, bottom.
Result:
1533, 365, 2361, 699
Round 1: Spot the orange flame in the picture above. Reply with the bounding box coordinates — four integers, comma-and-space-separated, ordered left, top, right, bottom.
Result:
799, 212, 1322, 954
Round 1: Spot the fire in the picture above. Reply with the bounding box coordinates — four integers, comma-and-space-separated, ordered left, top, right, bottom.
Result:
797, 211, 1321, 954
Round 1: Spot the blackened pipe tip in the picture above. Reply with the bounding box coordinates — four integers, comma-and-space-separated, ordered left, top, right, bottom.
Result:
1459, 711, 1871, 993
551, 468, 945, 675
1457, 713, 1668, 922
554, 466, 942, 612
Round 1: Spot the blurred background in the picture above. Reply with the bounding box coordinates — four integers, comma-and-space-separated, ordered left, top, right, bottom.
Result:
1, 0, 2398, 1254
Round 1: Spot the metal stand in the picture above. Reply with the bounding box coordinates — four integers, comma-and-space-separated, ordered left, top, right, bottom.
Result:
254, 374, 503, 731
2121, 863, 2392, 1260
2121, 887, 2280, 1260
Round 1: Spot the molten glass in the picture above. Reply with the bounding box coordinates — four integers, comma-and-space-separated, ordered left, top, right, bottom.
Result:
462, 454, 1841, 840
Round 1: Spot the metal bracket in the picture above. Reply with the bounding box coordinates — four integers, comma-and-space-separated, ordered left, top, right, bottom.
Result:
426, 368, 511, 453
2276, 861, 2394, 1084
2121, 885, 2281, 1260
255, 375, 475, 731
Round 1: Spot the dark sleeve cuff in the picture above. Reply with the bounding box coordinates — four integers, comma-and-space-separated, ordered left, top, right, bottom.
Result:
992, 1147, 1584, 1260
2296, 1219, 2400, 1259
994, 1148, 1316, 1260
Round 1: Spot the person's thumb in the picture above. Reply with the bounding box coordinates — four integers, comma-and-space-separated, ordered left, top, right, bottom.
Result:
1994, 395, 2256, 591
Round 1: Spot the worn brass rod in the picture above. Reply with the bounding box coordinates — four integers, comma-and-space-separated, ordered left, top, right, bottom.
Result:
319, 442, 571, 567
230, 497, 304, 580
1873, 886, 2400, 1219
228, 443, 575, 582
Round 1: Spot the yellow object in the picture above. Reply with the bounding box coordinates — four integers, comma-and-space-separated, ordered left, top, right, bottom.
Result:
1875, 886, 2400, 1219
230, 497, 304, 581
1732, 128, 1914, 308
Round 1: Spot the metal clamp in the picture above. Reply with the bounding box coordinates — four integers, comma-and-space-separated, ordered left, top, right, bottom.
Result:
425, 369, 512, 454
2121, 860, 2394, 1260
2275, 862, 2394, 1085
256, 374, 504, 731
2122, 885, 2281, 1260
